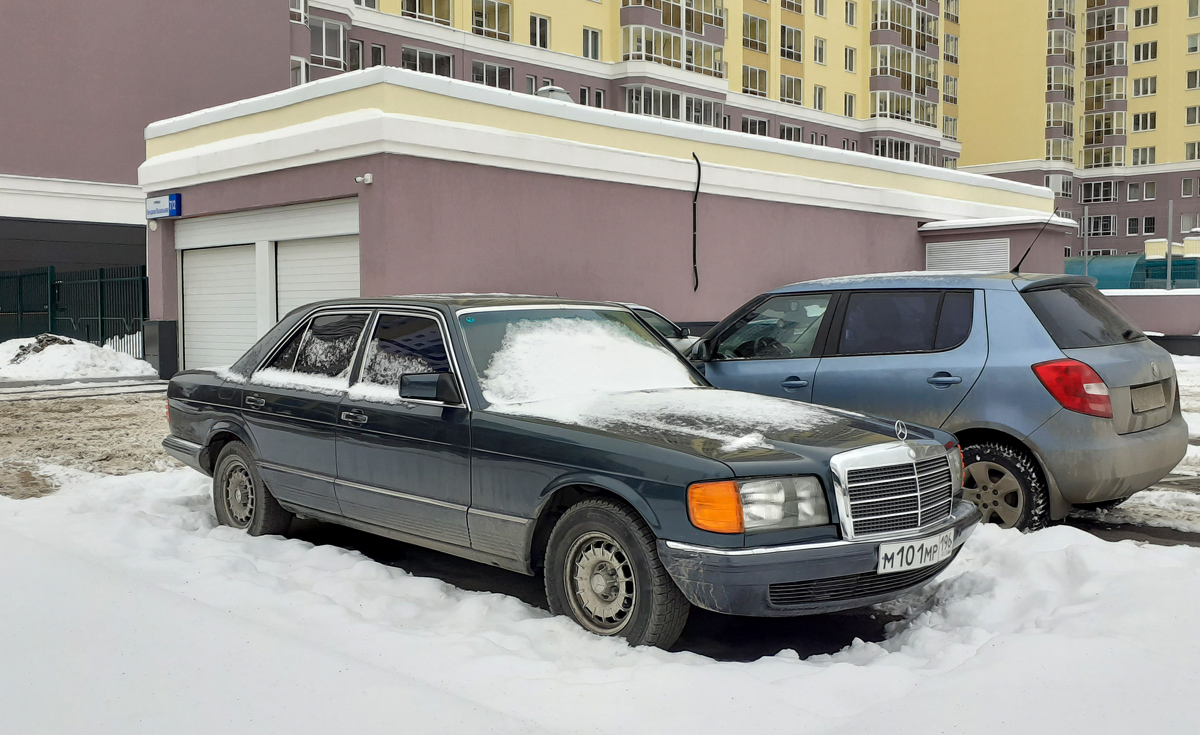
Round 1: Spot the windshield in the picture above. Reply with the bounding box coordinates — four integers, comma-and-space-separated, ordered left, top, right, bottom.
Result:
458, 308, 704, 407
1022, 285, 1146, 349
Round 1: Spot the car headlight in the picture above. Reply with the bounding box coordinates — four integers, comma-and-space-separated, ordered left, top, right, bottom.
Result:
687, 476, 830, 534
947, 443, 965, 499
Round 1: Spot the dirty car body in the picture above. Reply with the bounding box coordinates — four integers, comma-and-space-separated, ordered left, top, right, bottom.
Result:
164, 296, 979, 644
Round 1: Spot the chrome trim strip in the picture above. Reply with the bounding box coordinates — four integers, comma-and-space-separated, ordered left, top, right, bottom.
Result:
334, 478, 468, 511
467, 507, 533, 525
349, 307, 471, 410
257, 460, 333, 483
164, 436, 203, 451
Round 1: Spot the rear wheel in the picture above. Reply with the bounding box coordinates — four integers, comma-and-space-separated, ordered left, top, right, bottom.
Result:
544, 498, 689, 648
961, 441, 1049, 531
212, 441, 292, 536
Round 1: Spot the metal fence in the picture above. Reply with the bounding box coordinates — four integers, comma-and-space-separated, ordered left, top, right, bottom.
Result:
0, 266, 149, 358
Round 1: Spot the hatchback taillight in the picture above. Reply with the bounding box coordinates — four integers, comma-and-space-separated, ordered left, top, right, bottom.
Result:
1032, 359, 1112, 419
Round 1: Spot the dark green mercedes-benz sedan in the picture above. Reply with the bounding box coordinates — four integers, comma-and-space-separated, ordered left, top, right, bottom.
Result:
163, 295, 980, 648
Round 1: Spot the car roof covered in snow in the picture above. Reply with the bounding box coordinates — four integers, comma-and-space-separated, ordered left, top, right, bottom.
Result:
285, 294, 627, 318
771, 272, 1098, 293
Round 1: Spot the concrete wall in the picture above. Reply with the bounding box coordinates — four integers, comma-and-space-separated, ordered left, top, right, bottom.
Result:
0, 1, 291, 186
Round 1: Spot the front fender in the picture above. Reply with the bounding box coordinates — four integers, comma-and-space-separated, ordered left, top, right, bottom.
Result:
534, 471, 664, 530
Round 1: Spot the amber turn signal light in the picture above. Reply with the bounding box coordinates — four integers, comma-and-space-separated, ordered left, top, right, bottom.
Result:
687, 481, 744, 534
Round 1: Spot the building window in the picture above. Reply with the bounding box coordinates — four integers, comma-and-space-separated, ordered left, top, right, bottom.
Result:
871, 90, 912, 121
623, 26, 682, 66
944, 75, 959, 104
1086, 6, 1128, 40
1193, 0, 1200, 18
1064, 246, 1073, 258
1132, 146, 1156, 166
1189, 106, 1200, 126
530, 14, 549, 48
943, 115, 958, 141
1082, 146, 1123, 168
1133, 7, 1158, 27
813, 85, 826, 111
1084, 215, 1117, 238
579, 86, 590, 105
1145, 217, 1157, 235
310, 18, 346, 69
944, 0, 960, 23
743, 65, 768, 96
742, 116, 769, 136
783, 0, 803, 13
1081, 181, 1116, 204
873, 137, 913, 162
780, 74, 803, 105
1146, 181, 1158, 200
473, 0, 512, 42
290, 0, 308, 24
685, 38, 725, 77
354, 0, 378, 8
583, 28, 601, 60
1189, 142, 1200, 161
944, 34, 959, 64
1047, 29, 1075, 61
1185, 214, 1200, 234
781, 25, 803, 61
780, 123, 804, 141
1133, 41, 1158, 63
1085, 41, 1126, 76
814, 0, 826, 17
814, 37, 827, 64
846, 1, 857, 26
1133, 112, 1157, 133
1045, 174, 1073, 198
472, 60, 513, 89
595, 89, 606, 108
1083, 111, 1125, 145
1047, 67, 1075, 101
1128, 182, 1141, 201
1046, 138, 1073, 162
1047, 102, 1075, 136
914, 99, 937, 128
844, 93, 856, 117
1191, 34, 1200, 54
1127, 217, 1140, 236
942, 156, 958, 169
347, 39, 363, 71
289, 57, 309, 87
1132, 77, 1157, 97
526, 75, 537, 94
743, 14, 768, 53
1190, 71, 1200, 90
402, 47, 453, 77
402, 0, 451, 26
844, 47, 856, 72
1185, 178, 1196, 198
371, 44, 385, 66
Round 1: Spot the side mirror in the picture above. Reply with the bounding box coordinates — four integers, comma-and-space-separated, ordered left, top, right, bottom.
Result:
689, 339, 711, 362
399, 372, 462, 404
679, 327, 691, 338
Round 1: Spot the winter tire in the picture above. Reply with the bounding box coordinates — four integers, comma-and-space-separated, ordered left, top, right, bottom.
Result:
544, 498, 690, 648
212, 441, 292, 536
961, 441, 1050, 531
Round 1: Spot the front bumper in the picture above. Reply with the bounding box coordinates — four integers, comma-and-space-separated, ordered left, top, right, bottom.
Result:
162, 435, 207, 475
658, 500, 981, 617
1028, 406, 1187, 506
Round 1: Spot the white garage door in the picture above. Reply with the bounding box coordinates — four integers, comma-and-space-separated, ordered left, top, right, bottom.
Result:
276, 236, 361, 317
181, 245, 257, 370
926, 238, 1011, 271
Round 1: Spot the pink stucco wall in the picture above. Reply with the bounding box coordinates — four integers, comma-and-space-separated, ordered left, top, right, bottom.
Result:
1105, 293, 1200, 336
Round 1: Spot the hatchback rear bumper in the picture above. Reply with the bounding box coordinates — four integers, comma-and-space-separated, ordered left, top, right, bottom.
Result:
657, 500, 980, 617
1029, 405, 1188, 506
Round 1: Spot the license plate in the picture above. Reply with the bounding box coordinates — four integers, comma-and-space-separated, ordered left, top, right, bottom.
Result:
877, 530, 955, 575
1131, 383, 1166, 414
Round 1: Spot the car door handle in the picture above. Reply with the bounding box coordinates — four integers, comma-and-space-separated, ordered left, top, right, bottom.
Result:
927, 374, 962, 387
244, 396, 265, 408
781, 377, 809, 391
341, 411, 368, 425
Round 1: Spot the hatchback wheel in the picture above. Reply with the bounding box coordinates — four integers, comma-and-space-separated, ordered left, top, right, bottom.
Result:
961, 442, 1049, 531
544, 498, 689, 648
212, 441, 292, 536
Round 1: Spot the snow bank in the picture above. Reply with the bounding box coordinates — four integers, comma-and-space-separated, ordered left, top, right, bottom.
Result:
0, 335, 157, 381
3, 468, 1200, 733
1074, 489, 1200, 534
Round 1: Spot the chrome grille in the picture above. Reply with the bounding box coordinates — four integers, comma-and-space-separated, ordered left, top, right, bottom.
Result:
844, 455, 954, 537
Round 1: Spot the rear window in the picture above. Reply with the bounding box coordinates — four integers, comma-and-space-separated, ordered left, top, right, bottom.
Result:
1022, 285, 1145, 349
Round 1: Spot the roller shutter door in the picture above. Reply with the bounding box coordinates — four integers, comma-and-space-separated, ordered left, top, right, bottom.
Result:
275, 236, 361, 317
926, 238, 1011, 271
181, 245, 257, 370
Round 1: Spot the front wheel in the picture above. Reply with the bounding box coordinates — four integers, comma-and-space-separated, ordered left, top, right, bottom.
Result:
961, 441, 1049, 531
212, 441, 293, 536
544, 498, 690, 648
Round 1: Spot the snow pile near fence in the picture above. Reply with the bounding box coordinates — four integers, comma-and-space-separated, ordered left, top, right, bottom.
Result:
2, 467, 1199, 733
0, 335, 157, 381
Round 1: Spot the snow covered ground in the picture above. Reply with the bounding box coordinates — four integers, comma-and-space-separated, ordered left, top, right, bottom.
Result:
0, 335, 157, 381
2, 467, 1199, 734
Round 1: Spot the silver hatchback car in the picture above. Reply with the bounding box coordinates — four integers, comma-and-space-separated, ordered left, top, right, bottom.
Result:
690, 273, 1188, 530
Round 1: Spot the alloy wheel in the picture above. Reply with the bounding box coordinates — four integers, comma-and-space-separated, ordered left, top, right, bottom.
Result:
964, 460, 1024, 527
222, 460, 255, 529
565, 531, 637, 635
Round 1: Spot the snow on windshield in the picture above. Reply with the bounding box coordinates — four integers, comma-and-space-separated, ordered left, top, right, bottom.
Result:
476, 316, 838, 451
478, 317, 698, 405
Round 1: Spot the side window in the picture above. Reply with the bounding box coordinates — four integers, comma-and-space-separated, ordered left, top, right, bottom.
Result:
837, 291, 973, 356
635, 309, 682, 339
265, 327, 304, 371
293, 313, 369, 378
360, 314, 451, 386
715, 293, 832, 359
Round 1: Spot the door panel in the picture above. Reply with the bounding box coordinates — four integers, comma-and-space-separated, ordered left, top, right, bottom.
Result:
811, 290, 988, 428
334, 312, 472, 545
704, 358, 821, 402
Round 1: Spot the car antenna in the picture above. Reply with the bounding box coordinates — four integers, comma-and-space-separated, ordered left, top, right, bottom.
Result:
1011, 211, 1058, 274
692, 153, 702, 292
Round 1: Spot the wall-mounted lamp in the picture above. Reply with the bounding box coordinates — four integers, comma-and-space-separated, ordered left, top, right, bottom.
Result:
148, 220, 158, 232
355, 173, 374, 185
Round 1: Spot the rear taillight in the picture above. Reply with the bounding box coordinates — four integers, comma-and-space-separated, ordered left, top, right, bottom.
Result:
1032, 359, 1112, 419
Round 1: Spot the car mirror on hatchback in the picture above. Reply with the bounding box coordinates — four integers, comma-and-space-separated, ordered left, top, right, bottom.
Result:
400, 373, 461, 404
689, 339, 711, 362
